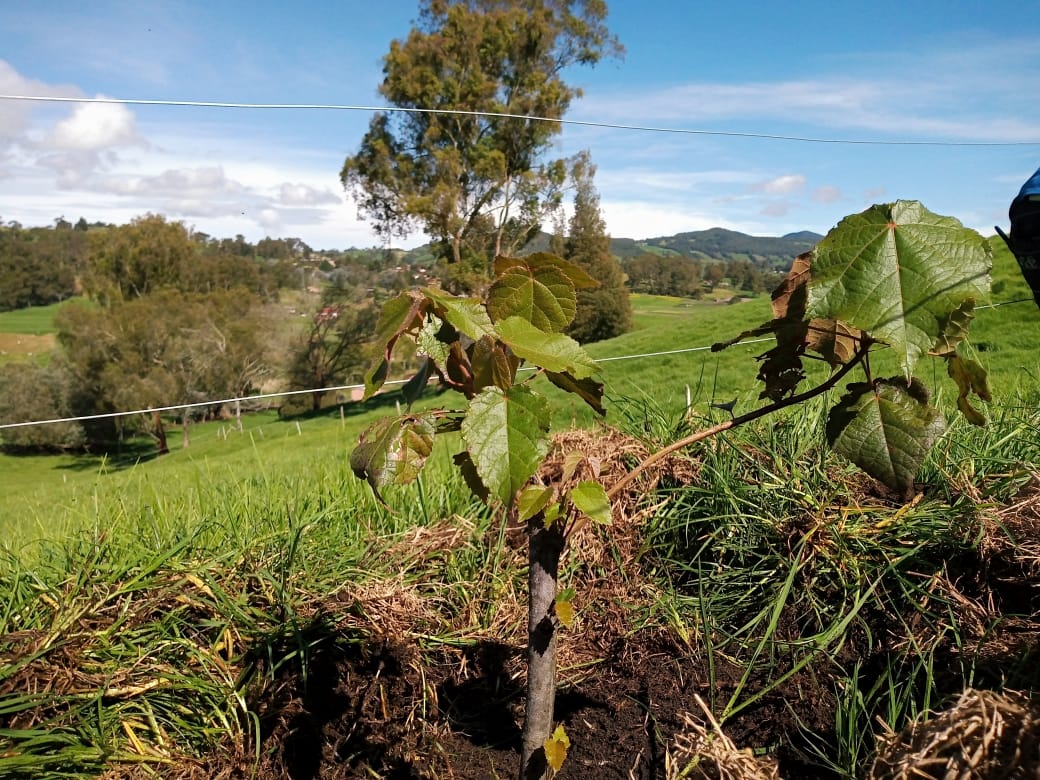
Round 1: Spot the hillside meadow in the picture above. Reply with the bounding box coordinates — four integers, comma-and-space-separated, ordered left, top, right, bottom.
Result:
2, 238, 1040, 778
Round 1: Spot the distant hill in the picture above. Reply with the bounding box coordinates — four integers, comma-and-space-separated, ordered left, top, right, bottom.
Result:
610, 228, 823, 269
403, 228, 824, 270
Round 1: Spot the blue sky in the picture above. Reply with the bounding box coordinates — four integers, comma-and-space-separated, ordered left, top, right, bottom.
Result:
1, 0, 1038, 249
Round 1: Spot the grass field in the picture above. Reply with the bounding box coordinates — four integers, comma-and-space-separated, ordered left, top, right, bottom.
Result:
2, 239, 1040, 778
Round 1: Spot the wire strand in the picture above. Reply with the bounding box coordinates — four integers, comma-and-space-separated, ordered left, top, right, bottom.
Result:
3, 93, 1039, 147
2, 297, 1034, 432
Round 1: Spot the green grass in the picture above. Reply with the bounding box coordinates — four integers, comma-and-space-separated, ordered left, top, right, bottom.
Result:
3, 246, 1040, 777
0, 300, 78, 335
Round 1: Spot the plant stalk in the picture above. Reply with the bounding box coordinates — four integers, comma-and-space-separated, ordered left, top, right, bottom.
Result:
520, 517, 565, 780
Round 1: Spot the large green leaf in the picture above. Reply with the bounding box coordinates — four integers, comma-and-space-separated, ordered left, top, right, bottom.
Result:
350, 414, 436, 498
487, 263, 576, 332
488, 253, 599, 332
808, 201, 991, 378
494, 316, 598, 379
826, 379, 945, 496
461, 385, 550, 504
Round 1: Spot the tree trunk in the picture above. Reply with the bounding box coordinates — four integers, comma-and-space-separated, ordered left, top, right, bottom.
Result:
152, 411, 169, 456
520, 519, 564, 779
181, 410, 190, 449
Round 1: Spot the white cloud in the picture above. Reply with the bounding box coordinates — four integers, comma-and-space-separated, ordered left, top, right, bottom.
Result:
863, 187, 887, 200
752, 174, 806, 195
760, 201, 793, 218
277, 182, 341, 206
47, 99, 140, 151
100, 166, 244, 197
812, 186, 843, 204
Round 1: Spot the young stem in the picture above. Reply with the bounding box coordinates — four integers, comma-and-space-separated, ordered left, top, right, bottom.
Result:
520, 515, 565, 780
607, 345, 870, 500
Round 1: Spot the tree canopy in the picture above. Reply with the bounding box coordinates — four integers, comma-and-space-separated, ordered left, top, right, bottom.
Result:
341, 0, 621, 288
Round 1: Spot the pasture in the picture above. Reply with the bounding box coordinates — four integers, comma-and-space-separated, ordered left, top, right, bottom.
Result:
2, 240, 1040, 778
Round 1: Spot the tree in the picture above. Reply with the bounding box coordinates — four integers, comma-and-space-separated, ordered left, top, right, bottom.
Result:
341, 0, 622, 288
563, 151, 630, 343
287, 286, 380, 411
55, 290, 276, 452
0, 363, 85, 452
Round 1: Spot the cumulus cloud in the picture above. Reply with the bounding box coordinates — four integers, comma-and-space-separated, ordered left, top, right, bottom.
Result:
277, 182, 340, 206
752, 174, 806, 195
47, 99, 141, 151
0, 60, 80, 141
812, 185, 843, 203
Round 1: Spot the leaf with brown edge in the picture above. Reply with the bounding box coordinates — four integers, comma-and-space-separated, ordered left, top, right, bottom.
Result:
543, 724, 571, 772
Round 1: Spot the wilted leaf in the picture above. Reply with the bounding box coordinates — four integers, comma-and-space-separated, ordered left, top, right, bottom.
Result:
461, 385, 551, 504
543, 724, 571, 772
826, 379, 945, 495
365, 292, 426, 398
932, 299, 976, 356
808, 201, 991, 378
518, 485, 554, 522
805, 318, 862, 367
947, 354, 991, 427
351, 415, 436, 496
546, 371, 605, 416
771, 252, 812, 320
495, 316, 598, 379
569, 481, 611, 525
470, 335, 519, 392
453, 450, 489, 502
400, 358, 434, 409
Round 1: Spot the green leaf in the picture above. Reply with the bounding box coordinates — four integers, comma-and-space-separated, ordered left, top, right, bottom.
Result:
826, 379, 945, 495
808, 200, 991, 378
461, 385, 551, 504
569, 481, 611, 525
487, 262, 576, 332
495, 252, 598, 289
545, 371, 605, 416
495, 316, 598, 379
423, 288, 495, 342
543, 724, 571, 772
350, 415, 436, 497
542, 502, 561, 528
518, 485, 554, 522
